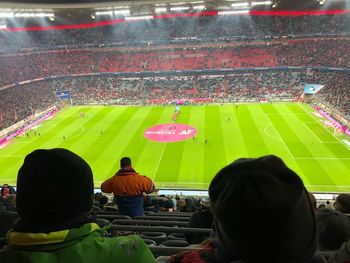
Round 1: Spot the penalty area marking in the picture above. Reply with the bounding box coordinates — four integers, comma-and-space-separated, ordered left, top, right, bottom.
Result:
302, 122, 339, 144
298, 104, 350, 152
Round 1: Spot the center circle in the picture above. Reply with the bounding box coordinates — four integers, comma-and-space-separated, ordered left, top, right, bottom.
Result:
144, 124, 197, 142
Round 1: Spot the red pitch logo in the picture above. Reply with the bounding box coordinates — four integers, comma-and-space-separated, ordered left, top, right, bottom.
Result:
144, 124, 197, 142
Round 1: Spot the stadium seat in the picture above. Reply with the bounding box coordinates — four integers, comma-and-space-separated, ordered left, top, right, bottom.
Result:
142, 238, 157, 247
139, 232, 167, 245
167, 233, 186, 240
94, 218, 112, 228
160, 240, 189, 247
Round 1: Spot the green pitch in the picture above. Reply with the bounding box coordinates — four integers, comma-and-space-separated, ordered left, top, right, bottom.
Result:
0, 103, 349, 193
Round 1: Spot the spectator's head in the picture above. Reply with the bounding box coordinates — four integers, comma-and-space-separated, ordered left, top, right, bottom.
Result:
334, 194, 350, 214
317, 208, 350, 250
209, 155, 316, 263
16, 148, 94, 232
99, 195, 108, 206
120, 157, 132, 168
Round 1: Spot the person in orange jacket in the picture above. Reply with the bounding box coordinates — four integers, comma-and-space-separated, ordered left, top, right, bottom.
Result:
101, 157, 155, 217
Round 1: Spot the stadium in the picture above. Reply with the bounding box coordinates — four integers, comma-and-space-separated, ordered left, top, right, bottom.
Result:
0, 0, 350, 261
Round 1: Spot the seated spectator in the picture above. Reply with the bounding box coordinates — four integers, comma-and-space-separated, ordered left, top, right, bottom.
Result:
0, 148, 156, 263
180, 197, 196, 212
333, 194, 350, 214
176, 198, 186, 211
0, 184, 15, 197
92, 192, 109, 211
169, 155, 319, 263
186, 200, 213, 244
316, 208, 350, 251
152, 195, 175, 212
0, 201, 18, 237
101, 157, 155, 217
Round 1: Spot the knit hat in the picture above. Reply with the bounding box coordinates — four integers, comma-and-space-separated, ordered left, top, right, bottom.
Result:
209, 155, 316, 263
317, 208, 350, 250
335, 194, 350, 214
120, 157, 132, 168
16, 148, 94, 226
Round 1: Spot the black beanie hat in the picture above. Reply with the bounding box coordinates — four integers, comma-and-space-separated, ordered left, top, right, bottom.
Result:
317, 208, 350, 250
335, 194, 350, 213
16, 148, 94, 225
209, 155, 317, 263
120, 157, 131, 168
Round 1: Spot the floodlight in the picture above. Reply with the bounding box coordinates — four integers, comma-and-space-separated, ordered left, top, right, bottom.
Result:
218, 10, 249, 15
155, 7, 167, 13
231, 2, 250, 7
114, 9, 130, 15
95, 11, 113, 16
0, 12, 14, 18
193, 5, 206, 10
251, 1, 272, 6
170, 6, 190, 11
125, 15, 153, 21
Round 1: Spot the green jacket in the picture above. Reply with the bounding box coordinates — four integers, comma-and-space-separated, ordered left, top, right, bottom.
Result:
0, 223, 157, 263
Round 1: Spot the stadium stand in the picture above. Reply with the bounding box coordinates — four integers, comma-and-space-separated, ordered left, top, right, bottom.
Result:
1, 8, 350, 263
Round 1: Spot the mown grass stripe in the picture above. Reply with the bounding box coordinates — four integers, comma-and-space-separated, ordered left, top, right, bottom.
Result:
96, 106, 156, 181
155, 110, 191, 186
219, 105, 248, 163
235, 105, 270, 157
265, 104, 337, 188
202, 106, 227, 186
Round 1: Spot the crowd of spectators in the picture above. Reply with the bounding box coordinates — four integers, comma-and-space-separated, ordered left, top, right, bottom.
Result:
1, 69, 350, 130
3, 148, 350, 262
0, 14, 349, 49
0, 81, 57, 130
1, 38, 350, 88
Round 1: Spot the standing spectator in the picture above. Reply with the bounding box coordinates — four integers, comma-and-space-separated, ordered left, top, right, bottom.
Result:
169, 155, 319, 263
0, 149, 156, 263
101, 157, 155, 217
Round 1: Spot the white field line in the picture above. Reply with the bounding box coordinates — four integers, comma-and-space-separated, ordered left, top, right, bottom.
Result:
298, 104, 350, 151
304, 184, 350, 188
155, 182, 208, 185
0, 155, 24, 158
152, 142, 167, 182
264, 112, 295, 159
294, 157, 350, 160
302, 123, 323, 143
263, 125, 281, 141
303, 122, 339, 144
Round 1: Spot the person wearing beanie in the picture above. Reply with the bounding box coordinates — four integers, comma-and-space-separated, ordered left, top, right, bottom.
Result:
101, 156, 155, 217
316, 208, 350, 251
168, 155, 321, 263
333, 194, 350, 214
0, 148, 156, 263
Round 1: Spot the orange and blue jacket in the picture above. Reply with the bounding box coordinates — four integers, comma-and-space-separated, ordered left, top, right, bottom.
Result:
101, 167, 154, 217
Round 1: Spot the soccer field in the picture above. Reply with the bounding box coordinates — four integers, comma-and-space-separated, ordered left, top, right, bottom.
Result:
0, 103, 349, 193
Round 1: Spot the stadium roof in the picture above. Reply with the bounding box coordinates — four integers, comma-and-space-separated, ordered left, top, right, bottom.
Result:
0, 0, 345, 10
